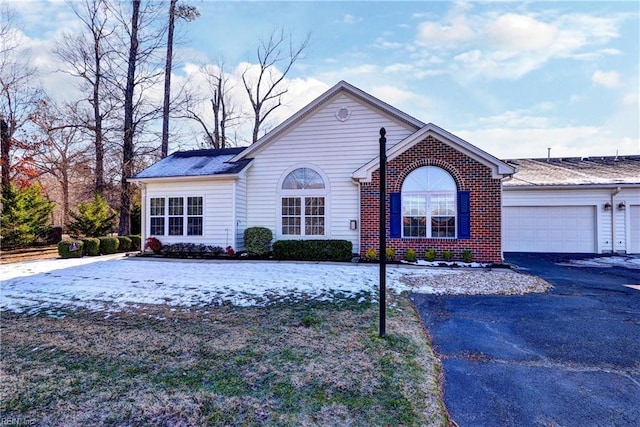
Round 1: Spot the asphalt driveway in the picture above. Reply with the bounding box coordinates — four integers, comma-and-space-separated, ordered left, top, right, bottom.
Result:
411, 253, 640, 427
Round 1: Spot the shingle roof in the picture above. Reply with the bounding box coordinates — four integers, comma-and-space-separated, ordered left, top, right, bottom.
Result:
504, 155, 640, 187
132, 147, 251, 180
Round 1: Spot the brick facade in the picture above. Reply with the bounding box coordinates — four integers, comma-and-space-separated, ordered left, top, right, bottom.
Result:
360, 135, 504, 263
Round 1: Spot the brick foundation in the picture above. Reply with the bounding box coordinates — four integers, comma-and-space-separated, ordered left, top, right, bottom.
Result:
360, 135, 504, 264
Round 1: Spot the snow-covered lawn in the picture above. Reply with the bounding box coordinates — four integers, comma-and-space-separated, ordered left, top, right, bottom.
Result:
0, 255, 460, 315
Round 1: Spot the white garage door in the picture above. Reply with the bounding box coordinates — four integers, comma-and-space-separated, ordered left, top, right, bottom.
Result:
503, 206, 596, 253
630, 205, 640, 254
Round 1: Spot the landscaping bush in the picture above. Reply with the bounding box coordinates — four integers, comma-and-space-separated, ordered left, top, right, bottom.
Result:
161, 243, 224, 258
364, 248, 377, 260
57, 240, 84, 259
145, 237, 162, 254
1, 183, 54, 250
99, 237, 119, 255
461, 249, 473, 263
128, 235, 142, 251
405, 248, 417, 262
244, 227, 273, 256
385, 247, 396, 261
424, 249, 436, 262
67, 194, 117, 237
80, 237, 100, 256
442, 250, 454, 261
117, 236, 132, 252
272, 240, 352, 261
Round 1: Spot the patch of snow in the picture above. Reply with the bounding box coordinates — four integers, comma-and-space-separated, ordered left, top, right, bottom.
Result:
1, 256, 464, 316
558, 256, 640, 269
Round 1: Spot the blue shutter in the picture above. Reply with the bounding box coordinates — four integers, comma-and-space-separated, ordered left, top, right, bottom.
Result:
457, 191, 471, 239
389, 192, 401, 238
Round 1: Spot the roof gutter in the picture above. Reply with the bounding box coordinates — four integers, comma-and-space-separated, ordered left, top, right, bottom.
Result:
128, 173, 243, 185
503, 183, 640, 191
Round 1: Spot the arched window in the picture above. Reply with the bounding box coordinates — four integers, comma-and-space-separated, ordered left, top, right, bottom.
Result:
280, 167, 327, 236
401, 166, 457, 238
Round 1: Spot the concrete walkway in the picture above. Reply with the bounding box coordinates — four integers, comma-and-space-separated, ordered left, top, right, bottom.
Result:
411, 253, 640, 427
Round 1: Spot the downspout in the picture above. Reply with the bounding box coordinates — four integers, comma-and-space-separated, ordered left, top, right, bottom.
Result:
141, 183, 147, 253
611, 187, 621, 253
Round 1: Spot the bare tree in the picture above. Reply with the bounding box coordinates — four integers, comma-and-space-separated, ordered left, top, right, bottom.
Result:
161, 0, 199, 158
178, 62, 245, 148
30, 100, 91, 226
55, 0, 117, 196
242, 29, 310, 144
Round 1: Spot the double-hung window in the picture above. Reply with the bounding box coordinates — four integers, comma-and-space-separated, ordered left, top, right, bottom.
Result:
280, 167, 326, 236
148, 196, 204, 236
401, 166, 457, 238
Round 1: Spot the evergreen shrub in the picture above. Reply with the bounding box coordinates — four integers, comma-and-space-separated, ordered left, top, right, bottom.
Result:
243, 227, 273, 256
99, 237, 119, 254
117, 236, 132, 252
58, 240, 84, 259
80, 237, 100, 256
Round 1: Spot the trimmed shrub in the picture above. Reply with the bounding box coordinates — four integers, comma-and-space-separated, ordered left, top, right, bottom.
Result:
128, 235, 142, 251
385, 247, 396, 261
58, 240, 84, 259
462, 249, 473, 263
405, 248, 417, 262
117, 236, 132, 252
364, 248, 377, 260
424, 249, 437, 262
272, 240, 352, 261
442, 250, 454, 261
80, 237, 100, 256
145, 237, 162, 254
244, 227, 273, 256
99, 237, 119, 255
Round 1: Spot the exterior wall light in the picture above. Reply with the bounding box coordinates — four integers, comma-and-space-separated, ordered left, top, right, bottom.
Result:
349, 219, 358, 230
618, 201, 626, 210
604, 202, 612, 211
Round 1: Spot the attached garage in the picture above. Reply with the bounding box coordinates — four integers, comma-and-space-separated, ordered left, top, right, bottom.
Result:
502, 156, 640, 255
503, 206, 596, 253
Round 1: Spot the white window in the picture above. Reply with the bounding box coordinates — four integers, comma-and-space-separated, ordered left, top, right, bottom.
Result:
402, 166, 456, 238
280, 167, 327, 237
148, 196, 204, 236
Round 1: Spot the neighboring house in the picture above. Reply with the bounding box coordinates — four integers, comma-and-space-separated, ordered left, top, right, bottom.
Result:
130, 81, 515, 263
503, 156, 640, 254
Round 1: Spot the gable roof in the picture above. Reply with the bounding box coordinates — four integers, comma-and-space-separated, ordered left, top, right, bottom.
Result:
352, 123, 516, 181
130, 147, 252, 182
230, 80, 425, 162
504, 155, 640, 188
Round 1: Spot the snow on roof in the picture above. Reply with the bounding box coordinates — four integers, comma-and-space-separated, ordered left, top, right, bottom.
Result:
504, 155, 640, 187
133, 147, 252, 180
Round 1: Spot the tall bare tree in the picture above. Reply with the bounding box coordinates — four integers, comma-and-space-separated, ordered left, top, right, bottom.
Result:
242, 29, 310, 144
55, 0, 116, 196
179, 62, 245, 148
161, 0, 199, 157
30, 100, 91, 226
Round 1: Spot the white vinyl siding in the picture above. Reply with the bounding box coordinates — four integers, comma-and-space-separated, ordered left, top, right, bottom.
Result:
630, 205, 640, 254
144, 180, 237, 248
244, 92, 417, 253
503, 187, 640, 254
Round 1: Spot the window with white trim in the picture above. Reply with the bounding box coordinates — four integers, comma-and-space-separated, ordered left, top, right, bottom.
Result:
402, 167, 456, 238
148, 196, 204, 236
280, 167, 326, 236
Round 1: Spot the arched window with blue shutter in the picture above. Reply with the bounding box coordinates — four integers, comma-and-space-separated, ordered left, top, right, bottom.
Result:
390, 166, 469, 239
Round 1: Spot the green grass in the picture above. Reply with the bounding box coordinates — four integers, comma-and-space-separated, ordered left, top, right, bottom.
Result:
0, 295, 449, 426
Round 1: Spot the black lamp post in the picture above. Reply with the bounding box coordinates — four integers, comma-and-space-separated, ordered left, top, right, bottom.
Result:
379, 127, 386, 339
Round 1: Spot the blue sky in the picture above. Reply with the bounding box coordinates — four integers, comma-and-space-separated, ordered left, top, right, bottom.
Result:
8, 0, 640, 159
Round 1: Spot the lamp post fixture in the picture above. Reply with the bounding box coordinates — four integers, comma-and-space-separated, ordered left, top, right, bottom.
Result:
379, 127, 387, 339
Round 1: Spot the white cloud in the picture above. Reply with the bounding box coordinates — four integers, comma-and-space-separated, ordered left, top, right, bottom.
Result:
592, 70, 620, 88
485, 13, 558, 52
341, 14, 362, 25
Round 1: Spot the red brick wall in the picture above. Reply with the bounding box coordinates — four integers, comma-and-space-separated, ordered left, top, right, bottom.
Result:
360, 135, 504, 263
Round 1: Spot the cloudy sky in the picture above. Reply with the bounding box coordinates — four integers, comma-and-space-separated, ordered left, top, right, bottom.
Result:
7, 0, 640, 159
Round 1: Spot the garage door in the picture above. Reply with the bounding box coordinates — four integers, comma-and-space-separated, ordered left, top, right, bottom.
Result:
630, 205, 640, 254
503, 206, 596, 253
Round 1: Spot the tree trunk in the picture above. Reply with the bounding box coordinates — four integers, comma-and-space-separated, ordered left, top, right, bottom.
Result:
92, 30, 105, 195
1, 117, 9, 194
118, 0, 140, 236
161, 0, 177, 158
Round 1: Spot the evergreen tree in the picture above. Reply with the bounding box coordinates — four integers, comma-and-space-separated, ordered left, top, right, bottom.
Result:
1, 183, 55, 249
67, 193, 117, 237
